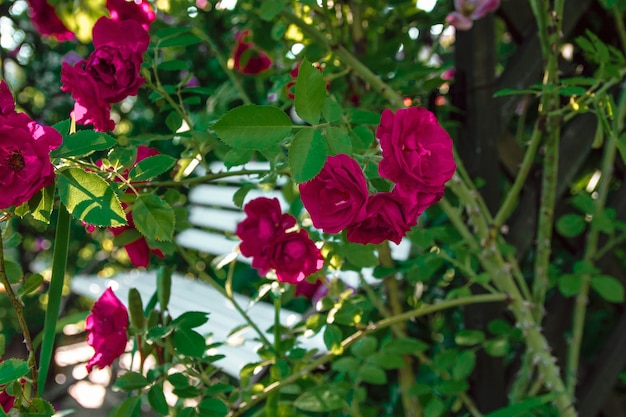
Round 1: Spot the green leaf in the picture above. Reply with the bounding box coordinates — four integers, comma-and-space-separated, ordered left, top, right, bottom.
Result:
452, 350, 476, 380
344, 243, 378, 268
323, 324, 343, 354
349, 109, 380, 124
619, 133, 626, 165
148, 385, 169, 416
483, 338, 509, 357
50, 130, 117, 158
295, 57, 326, 124
57, 168, 126, 227
557, 273, 583, 297
110, 396, 141, 417
350, 125, 375, 150
556, 214, 586, 237
591, 275, 625, 303
18, 273, 44, 297
455, 329, 486, 346
492, 88, 540, 98
324, 127, 352, 155
113, 371, 149, 391
159, 34, 202, 48
21, 398, 55, 417
322, 97, 342, 123
350, 336, 378, 358
0, 359, 29, 385
198, 398, 229, 417
4, 260, 23, 284
382, 337, 428, 355
173, 328, 206, 358
331, 356, 360, 374
129, 155, 177, 182
132, 194, 175, 242
294, 386, 346, 412
27, 183, 55, 224
157, 60, 188, 71
358, 364, 387, 384
424, 397, 445, 417
171, 311, 209, 329
213, 105, 292, 150
259, 0, 286, 20
369, 353, 405, 369
288, 129, 328, 183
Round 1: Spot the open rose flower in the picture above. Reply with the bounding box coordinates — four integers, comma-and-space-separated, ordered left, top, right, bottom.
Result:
232, 30, 272, 75
269, 230, 324, 284
377, 107, 456, 194
61, 17, 149, 131
299, 154, 369, 234
0, 80, 62, 209
106, 0, 156, 30
27, 0, 75, 42
236, 197, 296, 275
86, 288, 129, 373
446, 0, 500, 31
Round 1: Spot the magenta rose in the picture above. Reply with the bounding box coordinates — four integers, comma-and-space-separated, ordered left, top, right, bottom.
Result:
61, 17, 149, 131
377, 107, 456, 193
269, 230, 324, 284
233, 30, 272, 75
236, 197, 296, 274
106, 0, 156, 30
0, 81, 62, 209
86, 288, 129, 373
299, 154, 369, 234
27, 0, 75, 42
346, 191, 417, 245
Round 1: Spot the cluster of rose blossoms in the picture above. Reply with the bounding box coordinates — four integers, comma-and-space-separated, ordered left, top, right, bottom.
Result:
301, 106, 456, 246
60, 0, 155, 132
237, 106, 455, 285
236, 197, 324, 284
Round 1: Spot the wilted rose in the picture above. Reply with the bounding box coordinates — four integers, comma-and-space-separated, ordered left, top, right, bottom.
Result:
0, 81, 62, 209
85, 288, 129, 373
299, 154, 369, 234
377, 107, 456, 194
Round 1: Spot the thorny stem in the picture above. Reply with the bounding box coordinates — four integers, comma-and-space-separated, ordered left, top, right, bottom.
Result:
566, 93, 624, 397
0, 228, 38, 393
145, 169, 271, 188
228, 293, 508, 417
531, 0, 565, 320
379, 242, 422, 417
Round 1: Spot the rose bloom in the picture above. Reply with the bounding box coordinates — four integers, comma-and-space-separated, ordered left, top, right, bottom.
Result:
86, 288, 129, 373
27, 0, 75, 42
269, 230, 324, 284
236, 197, 296, 275
0, 81, 62, 209
299, 154, 369, 234
346, 192, 417, 245
446, 0, 500, 31
106, 0, 156, 30
232, 30, 272, 75
61, 17, 149, 131
377, 107, 456, 194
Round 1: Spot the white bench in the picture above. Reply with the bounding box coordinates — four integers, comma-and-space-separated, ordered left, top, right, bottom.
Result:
70, 161, 411, 378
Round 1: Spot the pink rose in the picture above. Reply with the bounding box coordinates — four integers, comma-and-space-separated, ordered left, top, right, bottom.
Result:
346, 192, 417, 245
377, 107, 456, 194
270, 230, 324, 284
299, 154, 369, 234
61, 17, 149, 131
233, 30, 272, 75
0, 81, 62, 209
446, 0, 501, 31
27, 0, 75, 42
86, 288, 129, 373
236, 197, 296, 274
106, 0, 156, 30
